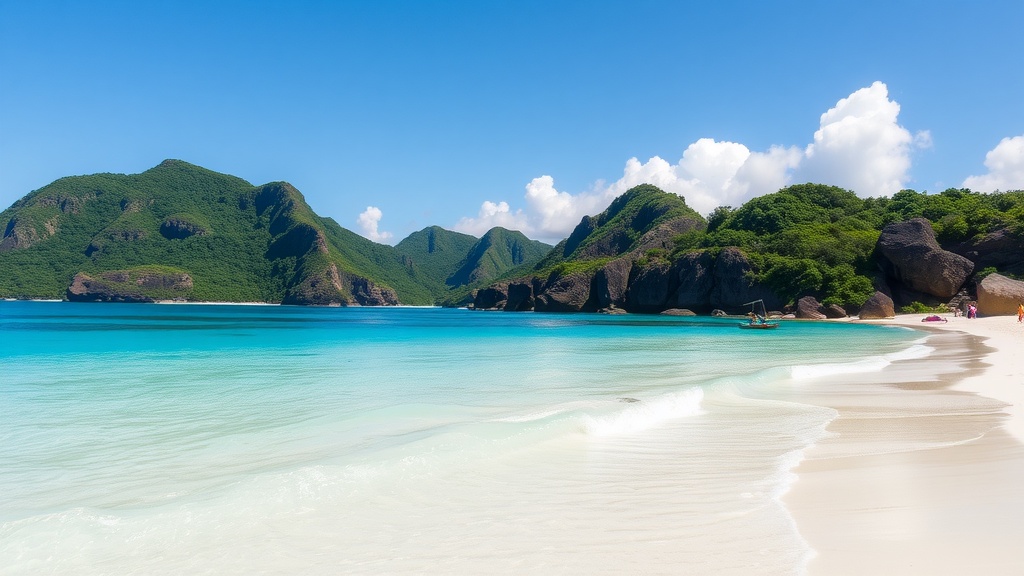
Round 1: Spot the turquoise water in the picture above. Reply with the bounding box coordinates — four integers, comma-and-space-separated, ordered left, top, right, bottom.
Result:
0, 301, 923, 574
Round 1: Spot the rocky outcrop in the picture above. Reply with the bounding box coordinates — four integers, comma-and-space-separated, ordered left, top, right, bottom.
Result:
160, 217, 208, 240
534, 273, 594, 312
594, 257, 632, 309
661, 308, 696, 316
795, 296, 827, 319
876, 218, 974, 300
504, 281, 535, 311
349, 275, 400, 306
66, 270, 193, 302
858, 291, 895, 319
473, 284, 508, 310
0, 216, 61, 252
950, 228, 1024, 276
670, 251, 715, 310
976, 273, 1024, 315
627, 260, 676, 312
282, 264, 399, 306
710, 248, 782, 311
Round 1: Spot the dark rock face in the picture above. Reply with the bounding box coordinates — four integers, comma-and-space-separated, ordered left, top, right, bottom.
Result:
858, 291, 895, 319
627, 261, 676, 312
66, 270, 193, 303
976, 273, 1024, 315
473, 284, 508, 310
504, 282, 535, 311
534, 273, 594, 312
710, 248, 782, 311
795, 296, 827, 319
510, 247, 781, 315
594, 257, 632, 309
951, 228, 1024, 276
670, 251, 715, 310
877, 218, 974, 300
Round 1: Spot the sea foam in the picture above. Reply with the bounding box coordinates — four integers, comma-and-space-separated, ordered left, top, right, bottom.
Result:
582, 387, 704, 436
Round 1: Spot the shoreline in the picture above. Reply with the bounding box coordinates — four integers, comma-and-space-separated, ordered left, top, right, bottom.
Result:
786, 314, 1024, 575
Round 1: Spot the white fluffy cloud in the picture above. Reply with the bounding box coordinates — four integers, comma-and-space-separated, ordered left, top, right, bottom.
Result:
797, 81, 929, 197
455, 81, 928, 243
963, 135, 1024, 192
356, 206, 393, 243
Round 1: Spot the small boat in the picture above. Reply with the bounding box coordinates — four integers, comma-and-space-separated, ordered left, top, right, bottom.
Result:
738, 299, 779, 329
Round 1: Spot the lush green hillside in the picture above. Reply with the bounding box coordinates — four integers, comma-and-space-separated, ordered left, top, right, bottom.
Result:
6, 160, 1021, 309
677, 183, 1024, 306
531, 183, 706, 276
446, 227, 551, 287
394, 226, 479, 296
0, 160, 435, 304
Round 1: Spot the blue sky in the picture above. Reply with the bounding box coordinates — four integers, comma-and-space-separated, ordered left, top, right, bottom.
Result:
2, 1, 1022, 244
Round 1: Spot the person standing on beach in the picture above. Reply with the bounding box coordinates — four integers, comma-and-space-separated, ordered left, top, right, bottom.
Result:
1018, 303, 1023, 323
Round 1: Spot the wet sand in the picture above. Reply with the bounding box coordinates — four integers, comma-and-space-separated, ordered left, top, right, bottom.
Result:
786, 314, 1024, 575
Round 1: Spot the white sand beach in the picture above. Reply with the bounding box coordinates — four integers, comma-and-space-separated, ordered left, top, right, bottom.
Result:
786, 314, 1024, 575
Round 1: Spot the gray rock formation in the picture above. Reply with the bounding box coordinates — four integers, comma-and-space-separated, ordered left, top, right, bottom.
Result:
876, 218, 974, 300
976, 273, 1024, 315
824, 304, 848, 319
67, 270, 193, 303
858, 291, 896, 319
534, 273, 593, 312
795, 296, 827, 319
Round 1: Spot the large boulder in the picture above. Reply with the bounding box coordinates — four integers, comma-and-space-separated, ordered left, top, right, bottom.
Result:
876, 218, 974, 299
824, 304, 848, 319
976, 273, 1024, 315
858, 291, 895, 319
795, 296, 827, 319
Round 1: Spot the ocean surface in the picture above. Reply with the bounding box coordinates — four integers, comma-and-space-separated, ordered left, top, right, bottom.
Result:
0, 301, 927, 575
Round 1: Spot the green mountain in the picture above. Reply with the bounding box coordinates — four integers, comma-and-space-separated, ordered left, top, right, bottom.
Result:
395, 225, 552, 302
394, 226, 479, 295
446, 227, 552, 287
0, 160, 436, 304
532, 183, 706, 276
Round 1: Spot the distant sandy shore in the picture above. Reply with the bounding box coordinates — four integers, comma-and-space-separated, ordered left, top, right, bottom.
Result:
786, 314, 1024, 575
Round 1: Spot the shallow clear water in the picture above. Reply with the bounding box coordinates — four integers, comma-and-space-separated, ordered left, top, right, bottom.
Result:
0, 301, 922, 574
